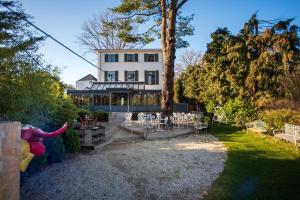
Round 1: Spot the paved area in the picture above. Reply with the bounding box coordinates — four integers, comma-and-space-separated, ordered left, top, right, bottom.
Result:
21, 132, 227, 200
21, 113, 227, 200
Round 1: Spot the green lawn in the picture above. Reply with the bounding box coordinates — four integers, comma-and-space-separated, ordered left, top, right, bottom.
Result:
204, 125, 300, 200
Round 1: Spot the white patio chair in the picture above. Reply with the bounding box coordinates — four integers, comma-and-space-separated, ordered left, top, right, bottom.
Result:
273, 124, 300, 147
212, 107, 227, 126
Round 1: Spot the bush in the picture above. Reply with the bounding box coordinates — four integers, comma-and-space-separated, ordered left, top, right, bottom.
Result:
53, 96, 78, 127
223, 98, 257, 125
44, 136, 65, 163
77, 108, 92, 120
24, 154, 48, 176
63, 128, 80, 153
93, 110, 109, 122
259, 109, 300, 130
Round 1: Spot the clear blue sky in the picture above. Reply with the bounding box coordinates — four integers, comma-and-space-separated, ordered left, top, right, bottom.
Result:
19, 0, 300, 85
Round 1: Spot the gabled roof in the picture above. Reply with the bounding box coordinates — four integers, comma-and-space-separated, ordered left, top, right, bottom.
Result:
77, 74, 97, 81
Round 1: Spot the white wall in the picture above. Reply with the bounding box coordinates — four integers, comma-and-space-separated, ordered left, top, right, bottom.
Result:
76, 80, 94, 90
97, 50, 163, 90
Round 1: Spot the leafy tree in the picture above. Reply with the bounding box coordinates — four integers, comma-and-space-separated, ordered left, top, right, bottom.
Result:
0, 0, 45, 121
0, 1, 78, 129
110, 0, 194, 116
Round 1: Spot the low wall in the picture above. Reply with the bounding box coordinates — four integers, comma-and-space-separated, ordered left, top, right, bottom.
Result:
120, 122, 194, 140
0, 122, 21, 200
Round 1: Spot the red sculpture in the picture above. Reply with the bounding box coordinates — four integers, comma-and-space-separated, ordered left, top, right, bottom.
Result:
21, 123, 68, 156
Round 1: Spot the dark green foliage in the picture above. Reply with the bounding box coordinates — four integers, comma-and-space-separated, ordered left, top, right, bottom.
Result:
177, 14, 300, 124
180, 64, 203, 103
0, 1, 73, 130
52, 97, 78, 127
63, 128, 80, 153
44, 136, 65, 163
0, 2, 81, 173
23, 155, 48, 176
77, 108, 92, 119
201, 14, 300, 106
111, 0, 194, 49
93, 110, 109, 122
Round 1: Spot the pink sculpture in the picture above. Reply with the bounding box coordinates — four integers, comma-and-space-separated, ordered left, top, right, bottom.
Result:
21, 123, 68, 156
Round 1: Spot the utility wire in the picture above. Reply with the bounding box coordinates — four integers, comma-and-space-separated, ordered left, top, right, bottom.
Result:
0, 2, 102, 71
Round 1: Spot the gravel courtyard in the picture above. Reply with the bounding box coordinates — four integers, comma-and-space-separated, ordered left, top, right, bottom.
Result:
21, 134, 227, 200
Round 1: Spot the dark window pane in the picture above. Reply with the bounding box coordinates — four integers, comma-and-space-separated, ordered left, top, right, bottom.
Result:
125, 54, 138, 62
144, 53, 158, 62
105, 54, 118, 62
145, 71, 158, 85
106, 71, 117, 81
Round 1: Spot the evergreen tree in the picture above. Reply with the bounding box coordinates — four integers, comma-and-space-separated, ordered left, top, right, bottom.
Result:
199, 14, 300, 107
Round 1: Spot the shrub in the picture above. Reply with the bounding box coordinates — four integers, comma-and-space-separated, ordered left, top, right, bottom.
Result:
63, 128, 80, 153
77, 108, 92, 120
259, 109, 300, 130
93, 110, 109, 122
44, 136, 65, 163
24, 154, 48, 176
205, 100, 216, 114
223, 98, 257, 125
53, 96, 78, 127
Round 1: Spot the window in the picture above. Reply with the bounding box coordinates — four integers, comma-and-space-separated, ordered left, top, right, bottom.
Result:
145, 70, 159, 85
144, 53, 158, 62
125, 70, 138, 82
105, 71, 118, 82
124, 54, 138, 62
105, 54, 118, 62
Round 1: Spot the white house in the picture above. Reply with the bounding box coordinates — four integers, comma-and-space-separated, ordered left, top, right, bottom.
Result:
75, 74, 97, 90
68, 49, 164, 112
97, 49, 163, 91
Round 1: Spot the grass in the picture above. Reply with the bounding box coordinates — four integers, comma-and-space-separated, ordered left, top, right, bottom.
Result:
204, 125, 300, 200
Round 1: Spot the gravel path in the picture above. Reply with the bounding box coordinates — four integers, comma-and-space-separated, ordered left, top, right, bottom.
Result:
21, 134, 227, 200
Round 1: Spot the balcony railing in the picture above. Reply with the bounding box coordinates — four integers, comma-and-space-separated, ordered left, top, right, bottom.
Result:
90, 81, 145, 91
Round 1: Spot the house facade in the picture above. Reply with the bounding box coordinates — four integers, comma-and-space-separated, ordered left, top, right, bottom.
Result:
68, 49, 166, 112
97, 49, 163, 91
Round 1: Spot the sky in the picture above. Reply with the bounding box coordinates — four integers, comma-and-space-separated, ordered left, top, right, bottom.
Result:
17, 0, 300, 85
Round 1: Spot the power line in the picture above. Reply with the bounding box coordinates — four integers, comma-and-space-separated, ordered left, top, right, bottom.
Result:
0, 2, 102, 72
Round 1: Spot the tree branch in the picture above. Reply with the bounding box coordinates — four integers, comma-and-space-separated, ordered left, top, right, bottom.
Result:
136, 24, 160, 36
176, 0, 188, 11
113, 10, 160, 21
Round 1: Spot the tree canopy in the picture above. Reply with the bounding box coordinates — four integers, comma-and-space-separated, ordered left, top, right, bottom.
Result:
176, 14, 300, 123
0, 1, 77, 130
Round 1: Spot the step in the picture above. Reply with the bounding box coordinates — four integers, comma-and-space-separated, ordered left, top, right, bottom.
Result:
112, 136, 144, 144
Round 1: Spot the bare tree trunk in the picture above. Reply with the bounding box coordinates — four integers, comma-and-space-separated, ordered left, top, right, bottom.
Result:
161, 0, 177, 117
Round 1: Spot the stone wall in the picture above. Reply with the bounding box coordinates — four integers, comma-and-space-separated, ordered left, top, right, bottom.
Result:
0, 122, 21, 200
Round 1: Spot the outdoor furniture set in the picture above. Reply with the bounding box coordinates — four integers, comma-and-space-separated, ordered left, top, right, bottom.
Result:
78, 115, 106, 148
124, 112, 209, 133
246, 120, 300, 147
